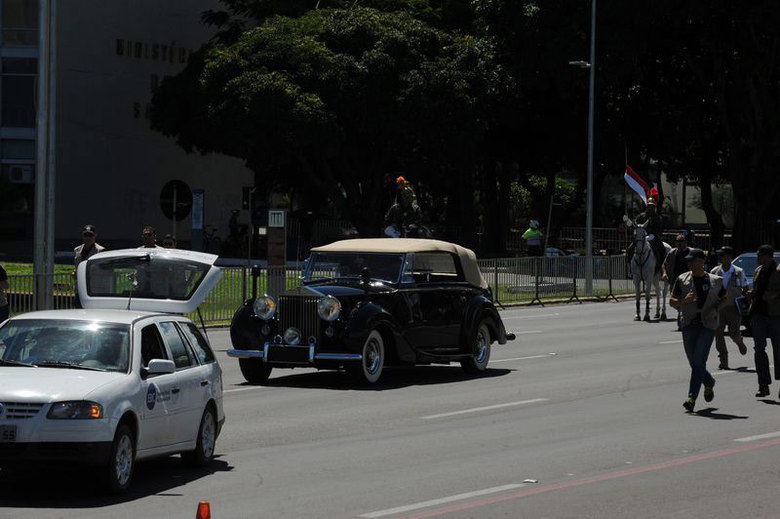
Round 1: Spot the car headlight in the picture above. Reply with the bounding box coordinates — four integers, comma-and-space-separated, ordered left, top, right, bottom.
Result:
47, 401, 103, 420
253, 294, 276, 320
317, 295, 341, 322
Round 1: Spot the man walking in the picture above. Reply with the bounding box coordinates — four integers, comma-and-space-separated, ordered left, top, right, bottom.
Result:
747, 244, 780, 398
670, 248, 725, 412
73, 224, 105, 308
710, 246, 748, 370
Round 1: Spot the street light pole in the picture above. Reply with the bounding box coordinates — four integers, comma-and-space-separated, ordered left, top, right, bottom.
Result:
585, 0, 596, 296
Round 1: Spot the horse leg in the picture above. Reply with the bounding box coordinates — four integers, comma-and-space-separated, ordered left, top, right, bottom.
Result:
634, 278, 641, 321
661, 281, 668, 320
654, 276, 661, 320
643, 276, 651, 321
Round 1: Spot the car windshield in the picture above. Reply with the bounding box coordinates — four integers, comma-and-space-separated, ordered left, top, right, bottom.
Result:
86, 254, 209, 300
0, 319, 131, 373
304, 253, 405, 284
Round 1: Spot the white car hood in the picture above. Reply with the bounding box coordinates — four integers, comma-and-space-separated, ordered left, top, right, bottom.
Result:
0, 367, 124, 403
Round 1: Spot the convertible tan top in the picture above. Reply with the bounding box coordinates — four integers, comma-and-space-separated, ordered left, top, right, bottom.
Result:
311, 238, 488, 289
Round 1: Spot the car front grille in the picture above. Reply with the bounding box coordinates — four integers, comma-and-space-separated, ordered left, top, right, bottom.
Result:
278, 295, 320, 344
1, 402, 44, 420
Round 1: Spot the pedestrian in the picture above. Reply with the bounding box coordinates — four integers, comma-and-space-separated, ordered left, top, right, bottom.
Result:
522, 219, 544, 256
73, 224, 105, 309
746, 244, 780, 398
0, 264, 9, 322
710, 246, 749, 370
161, 234, 177, 248
663, 234, 692, 329
669, 248, 726, 412
74, 225, 105, 269
138, 226, 164, 249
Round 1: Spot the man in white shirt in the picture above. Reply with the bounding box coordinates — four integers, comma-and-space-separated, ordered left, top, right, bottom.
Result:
710, 246, 748, 369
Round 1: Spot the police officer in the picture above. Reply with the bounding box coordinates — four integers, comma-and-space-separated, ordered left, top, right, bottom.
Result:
522, 220, 544, 256
747, 244, 780, 398
73, 225, 105, 308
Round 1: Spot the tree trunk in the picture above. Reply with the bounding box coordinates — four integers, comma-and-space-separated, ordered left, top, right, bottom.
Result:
698, 177, 725, 250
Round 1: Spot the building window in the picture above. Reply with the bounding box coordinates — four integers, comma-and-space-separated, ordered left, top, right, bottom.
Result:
1, 138, 35, 159
116, 39, 124, 56
1, 0, 38, 46
1, 57, 37, 128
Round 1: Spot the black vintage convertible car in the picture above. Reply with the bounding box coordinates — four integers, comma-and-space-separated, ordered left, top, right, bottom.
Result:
227, 238, 515, 384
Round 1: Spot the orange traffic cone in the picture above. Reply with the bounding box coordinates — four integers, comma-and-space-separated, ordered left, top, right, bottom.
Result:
196, 500, 211, 519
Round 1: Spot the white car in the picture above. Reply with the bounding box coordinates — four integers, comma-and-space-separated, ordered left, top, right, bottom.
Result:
0, 249, 225, 493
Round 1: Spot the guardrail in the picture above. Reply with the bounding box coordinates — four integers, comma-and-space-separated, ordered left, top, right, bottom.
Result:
5, 256, 638, 323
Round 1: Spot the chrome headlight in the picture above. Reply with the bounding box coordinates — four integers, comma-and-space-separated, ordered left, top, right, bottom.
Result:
283, 327, 302, 345
317, 295, 341, 322
47, 401, 103, 420
253, 294, 276, 320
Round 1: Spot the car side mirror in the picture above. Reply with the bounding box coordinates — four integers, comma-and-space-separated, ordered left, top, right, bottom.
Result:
141, 358, 175, 379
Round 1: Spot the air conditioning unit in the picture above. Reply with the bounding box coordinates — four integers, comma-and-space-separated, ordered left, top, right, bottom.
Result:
8, 164, 33, 184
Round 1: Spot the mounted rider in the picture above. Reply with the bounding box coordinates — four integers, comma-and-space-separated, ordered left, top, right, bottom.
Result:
384, 175, 429, 238
626, 196, 666, 271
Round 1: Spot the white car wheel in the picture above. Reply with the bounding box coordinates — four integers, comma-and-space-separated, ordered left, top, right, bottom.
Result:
461, 321, 491, 373
350, 330, 385, 384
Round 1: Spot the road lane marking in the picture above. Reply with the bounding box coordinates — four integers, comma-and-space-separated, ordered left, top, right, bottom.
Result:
401, 437, 780, 519
734, 431, 780, 443
359, 484, 528, 518
659, 339, 682, 344
491, 354, 556, 363
420, 399, 548, 420
503, 313, 560, 320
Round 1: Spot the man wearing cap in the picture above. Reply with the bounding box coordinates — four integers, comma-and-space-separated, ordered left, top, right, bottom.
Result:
670, 248, 726, 412
710, 246, 748, 369
73, 225, 105, 308
522, 219, 544, 256
138, 226, 164, 249
746, 244, 780, 398
663, 234, 692, 330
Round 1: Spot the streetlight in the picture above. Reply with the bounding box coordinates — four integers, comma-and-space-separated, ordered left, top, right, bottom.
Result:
569, 0, 596, 296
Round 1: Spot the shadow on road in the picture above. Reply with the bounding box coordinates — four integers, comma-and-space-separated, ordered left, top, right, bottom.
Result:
241, 365, 513, 391
693, 407, 749, 420
0, 456, 232, 508
758, 399, 780, 406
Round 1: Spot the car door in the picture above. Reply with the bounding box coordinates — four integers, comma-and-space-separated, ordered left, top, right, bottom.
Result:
136, 323, 179, 451
178, 321, 222, 424
158, 321, 202, 445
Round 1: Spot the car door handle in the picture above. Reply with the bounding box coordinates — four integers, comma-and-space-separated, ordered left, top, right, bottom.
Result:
171, 387, 181, 394
200, 380, 209, 387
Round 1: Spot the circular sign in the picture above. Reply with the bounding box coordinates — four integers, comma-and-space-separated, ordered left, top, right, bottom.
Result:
146, 384, 158, 410
160, 180, 193, 221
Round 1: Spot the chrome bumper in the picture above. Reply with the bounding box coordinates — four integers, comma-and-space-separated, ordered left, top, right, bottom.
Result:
227, 343, 362, 363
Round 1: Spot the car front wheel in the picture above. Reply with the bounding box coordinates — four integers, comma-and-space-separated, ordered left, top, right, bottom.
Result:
183, 406, 217, 467
239, 358, 272, 384
104, 424, 135, 494
461, 321, 491, 373
349, 330, 385, 384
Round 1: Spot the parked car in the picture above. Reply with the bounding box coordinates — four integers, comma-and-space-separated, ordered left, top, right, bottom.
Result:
0, 249, 225, 493
732, 252, 780, 288
228, 238, 515, 385
731, 251, 780, 336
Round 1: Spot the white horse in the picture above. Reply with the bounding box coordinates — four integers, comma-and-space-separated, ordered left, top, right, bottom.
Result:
625, 217, 672, 321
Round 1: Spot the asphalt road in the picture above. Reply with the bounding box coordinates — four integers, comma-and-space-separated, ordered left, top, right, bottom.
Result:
2, 301, 780, 518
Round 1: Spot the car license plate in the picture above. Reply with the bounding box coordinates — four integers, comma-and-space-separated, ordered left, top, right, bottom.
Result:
0, 425, 17, 442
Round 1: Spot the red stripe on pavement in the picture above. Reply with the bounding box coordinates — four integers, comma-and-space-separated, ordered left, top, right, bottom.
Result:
402, 437, 780, 519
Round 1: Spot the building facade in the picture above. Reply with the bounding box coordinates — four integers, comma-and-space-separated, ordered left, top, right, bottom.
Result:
0, 0, 253, 257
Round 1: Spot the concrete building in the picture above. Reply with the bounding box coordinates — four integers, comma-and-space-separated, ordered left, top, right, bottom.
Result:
0, 0, 252, 258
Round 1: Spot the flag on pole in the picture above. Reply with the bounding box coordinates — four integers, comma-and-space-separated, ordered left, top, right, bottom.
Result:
624, 165, 650, 204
